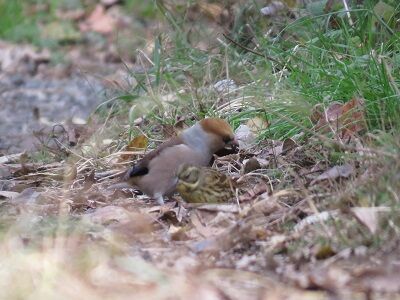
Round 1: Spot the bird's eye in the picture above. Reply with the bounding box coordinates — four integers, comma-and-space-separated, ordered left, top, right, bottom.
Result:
223, 136, 232, 143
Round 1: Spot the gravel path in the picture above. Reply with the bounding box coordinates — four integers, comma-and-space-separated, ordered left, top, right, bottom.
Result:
0, 73, 105, 154
0, 42, 117, 154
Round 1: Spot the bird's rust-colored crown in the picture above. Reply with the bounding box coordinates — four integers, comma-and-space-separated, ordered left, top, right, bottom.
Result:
199, 118, 234, 139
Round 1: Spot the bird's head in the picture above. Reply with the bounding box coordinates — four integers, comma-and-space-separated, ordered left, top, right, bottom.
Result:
180, 118, 237, 156
195, 118, 238, 154
176, 164, 200, 184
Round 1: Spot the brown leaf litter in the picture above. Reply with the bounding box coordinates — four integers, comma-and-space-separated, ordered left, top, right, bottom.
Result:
1, 113, 400, 299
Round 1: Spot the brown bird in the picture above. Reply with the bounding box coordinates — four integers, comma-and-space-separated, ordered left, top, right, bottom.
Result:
176, 164, 235, 203
125, 118, 237, 204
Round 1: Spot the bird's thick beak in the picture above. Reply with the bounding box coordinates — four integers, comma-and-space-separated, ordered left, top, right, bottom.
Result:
225, 137, 239, 152
229, 137, 239, 149
214, 137, 239, 157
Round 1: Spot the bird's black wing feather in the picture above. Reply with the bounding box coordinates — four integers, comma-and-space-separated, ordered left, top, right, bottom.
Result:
128, 164, 149, 177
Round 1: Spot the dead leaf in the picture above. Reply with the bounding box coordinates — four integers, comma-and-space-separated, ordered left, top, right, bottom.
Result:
120, 135, 148, 161
187, 203, 239, 213
246, 116, 269, 134
260, 1, 286, 16
174, 116, 188, 133
350, 206, 391, 234
161, 124, 177, 138
265, 234, 288, 253
80, 4, 116, 34
311, 164, 354, 184
235, 125, 256, 149
197, 1, 225, 21
83, 169, 96, 190
149, 202, 186, 225
147, 202, 176, 214
340, 97, 367, 140
128, 135, 148, 150
168, 224, 189, 241
243, 158, 261, 174
239, 182, 270, 202
325, 102, 344, 123
310, 103, 324, 124
314, 244, 336, 260
84, 205, 133, 225
267, 140, 285, 156
191, 222, 252, 253
64, 163, 77, 182
171, 204, 188, 223
373, 0, 395, 23
242, 193, 281, 217
282, 138, 297, 153
214, 79, 237, 93
294, 210, 339, 232
190, 212, 217, 238
313, 97, 367, 141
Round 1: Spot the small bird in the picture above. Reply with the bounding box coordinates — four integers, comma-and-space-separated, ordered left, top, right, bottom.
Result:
125, 118, 237, 204
176, 164, 235, 203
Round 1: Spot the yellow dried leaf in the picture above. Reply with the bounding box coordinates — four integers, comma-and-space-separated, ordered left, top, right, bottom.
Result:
127, 135, 148, 151
246, 116, 269, 134
120, 135, 148, 161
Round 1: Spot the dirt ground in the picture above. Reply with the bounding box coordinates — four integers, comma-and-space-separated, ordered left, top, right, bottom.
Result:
1, 1, 400, 299
0, 41, 124, 154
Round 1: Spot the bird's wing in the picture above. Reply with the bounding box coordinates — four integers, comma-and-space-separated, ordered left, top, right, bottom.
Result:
127, 136, 183, 178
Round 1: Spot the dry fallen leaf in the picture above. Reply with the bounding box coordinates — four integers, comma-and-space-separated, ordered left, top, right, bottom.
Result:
313, 97, 367, 141
294, 210, 339, 232
84, 205, 133, 225
80, 4, 116, 34
340, 97, 367, 140
120, 135, 148, 161
235, 125, 257, 149
197, 1, 225, 21
243, 158, 262, 174
168, 224, 189, 241
281, 138, 297, 153
311, 164, 354, 185
350, 206, 391, 234
64, 163, 78, 182
260, 1, 286, 16
239, 182, 270, 202
214, 79, 237, 93
246, 116, 269, 134
242, 193, 282, 217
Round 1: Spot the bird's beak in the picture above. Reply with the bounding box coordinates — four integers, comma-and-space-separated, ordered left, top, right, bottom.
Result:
230, 137, 239, 148
226, 137, 239, 151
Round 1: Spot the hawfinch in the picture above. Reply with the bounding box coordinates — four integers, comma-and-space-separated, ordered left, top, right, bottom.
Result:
125, 118, 237, 204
